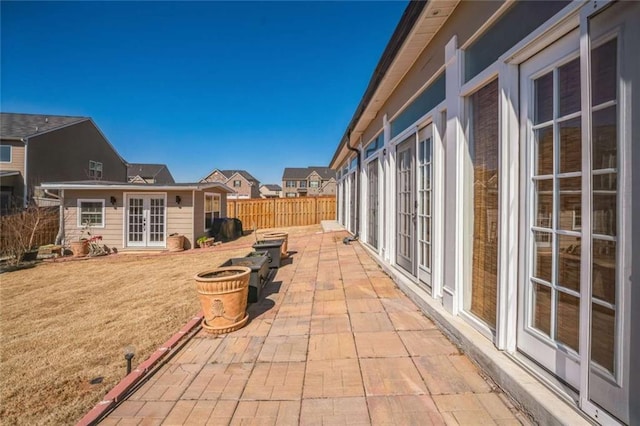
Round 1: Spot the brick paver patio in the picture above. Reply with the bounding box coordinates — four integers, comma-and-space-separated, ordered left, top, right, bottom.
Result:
101, 230, 531, 425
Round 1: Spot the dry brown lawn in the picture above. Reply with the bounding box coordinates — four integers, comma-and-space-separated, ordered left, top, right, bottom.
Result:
0, 225, 320, 425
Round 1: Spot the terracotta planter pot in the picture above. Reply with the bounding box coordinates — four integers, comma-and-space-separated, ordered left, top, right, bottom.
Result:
261, 232, 288, 258
194, 266, 250, 334
167, 235, 185, 252
70, 240, 88, 258
198, 237, 214, 248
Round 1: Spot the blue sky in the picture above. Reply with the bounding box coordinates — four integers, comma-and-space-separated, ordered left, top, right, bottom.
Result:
1, 1, 407, 185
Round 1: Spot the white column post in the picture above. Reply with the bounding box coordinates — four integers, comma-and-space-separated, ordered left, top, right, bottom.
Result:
442, 35, 463, 314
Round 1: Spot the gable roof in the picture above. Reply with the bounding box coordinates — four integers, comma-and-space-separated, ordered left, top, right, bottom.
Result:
282, 167, 336, 180
0, 112, 88, 140
127, 163, 175, 182
261, 184, 282, 191
220, 169, 259, 183
202, 169, 259, 183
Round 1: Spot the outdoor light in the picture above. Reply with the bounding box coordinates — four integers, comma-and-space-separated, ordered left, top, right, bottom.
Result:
175, 195, 182, 205
124, 345, 135, 375
110, 196, 117, 207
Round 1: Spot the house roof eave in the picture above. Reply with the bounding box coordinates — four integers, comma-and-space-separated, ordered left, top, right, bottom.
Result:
330, 0, 460, 169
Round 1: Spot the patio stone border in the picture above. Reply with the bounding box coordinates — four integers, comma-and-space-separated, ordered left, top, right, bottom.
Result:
76, 313, 204, 426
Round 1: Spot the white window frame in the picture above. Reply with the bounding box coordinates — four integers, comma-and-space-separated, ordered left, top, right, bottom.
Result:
286, 180, 296, 188
0, 145, 11, 163
233, 180, 242, 188
77, 198, 105, 228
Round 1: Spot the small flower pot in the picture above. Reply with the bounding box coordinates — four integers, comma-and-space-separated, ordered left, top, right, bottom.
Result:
198, 237, 215, 248
194, 266, 250, 334
70, 240, 88, 258
167, 235, 185, 252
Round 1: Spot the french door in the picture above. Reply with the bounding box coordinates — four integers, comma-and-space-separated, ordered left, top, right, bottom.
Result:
396, 137, 415, 274
126, 194, 166, 248
519, 2, 634, 421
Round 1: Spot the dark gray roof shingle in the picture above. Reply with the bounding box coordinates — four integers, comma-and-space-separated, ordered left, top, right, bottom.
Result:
0, 112, 88, 139
219, 170, 259, 183
282, 167, 336, 180
261, 184, 282, 191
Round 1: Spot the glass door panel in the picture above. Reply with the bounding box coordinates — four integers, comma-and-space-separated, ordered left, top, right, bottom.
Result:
518, 30, 581, 388
417, 125, 433, 288
396, 137, 415, 274
585, 2, 635, 422
367, 158, 379, 249
127, 197, 144, 246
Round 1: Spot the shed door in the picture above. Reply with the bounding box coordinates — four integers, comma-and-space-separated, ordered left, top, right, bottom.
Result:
126, 195, 166, 248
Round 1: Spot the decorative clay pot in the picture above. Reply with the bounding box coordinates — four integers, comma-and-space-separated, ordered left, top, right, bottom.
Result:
194, 266, 250, 334
167, 235, 185, 252
70, 240, 88, 258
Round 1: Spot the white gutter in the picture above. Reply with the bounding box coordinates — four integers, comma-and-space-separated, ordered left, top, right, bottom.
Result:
39, 182, 234, 193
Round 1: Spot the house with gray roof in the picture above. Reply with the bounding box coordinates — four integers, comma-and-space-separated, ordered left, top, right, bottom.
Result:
282, 166, 336, 198
127, 163, 175, 184
200, 169, 260, 199
259, 184, 282, 199
0, 112, 128, 213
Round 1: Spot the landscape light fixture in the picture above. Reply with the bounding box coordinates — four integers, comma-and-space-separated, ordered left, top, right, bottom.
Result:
124, 345, 135, 375
110, 196, 117, 207
175, 195, 182, 205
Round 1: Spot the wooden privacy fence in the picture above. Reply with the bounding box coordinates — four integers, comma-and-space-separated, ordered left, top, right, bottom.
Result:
227, 196, 336, 229
0, 207, 59, 253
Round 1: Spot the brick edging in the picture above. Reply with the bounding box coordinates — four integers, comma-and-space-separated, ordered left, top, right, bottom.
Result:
76, 313, 204, 426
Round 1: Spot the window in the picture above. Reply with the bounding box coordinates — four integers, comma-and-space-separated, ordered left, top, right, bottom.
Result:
0, 145, 11, 163
466, 79, 500, 328
286, 180, 296, 188
286, 193, 296, 198
78, 199, 105, 227
233, 180, 241, 187
309, 181, 320, 188
89, 161, 103, 178
299, 181, 307, 188
204, 193, 221, 229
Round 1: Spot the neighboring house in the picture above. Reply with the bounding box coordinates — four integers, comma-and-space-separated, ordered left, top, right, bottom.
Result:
259, 184, 282, 199
0, 113, 128, 213
39, 180, 232, 251
200, 169, 260, 199
127, 163, 175, 184
281, 167, 336, 198
330, 1, 638, 424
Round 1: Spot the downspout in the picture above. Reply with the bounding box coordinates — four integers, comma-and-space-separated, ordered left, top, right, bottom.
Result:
344, 129, 361, 243
44, 189, 65, 245
22, 137, 28, 207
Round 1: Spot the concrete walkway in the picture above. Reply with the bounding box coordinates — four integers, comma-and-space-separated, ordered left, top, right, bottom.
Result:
102, 230, 531, 425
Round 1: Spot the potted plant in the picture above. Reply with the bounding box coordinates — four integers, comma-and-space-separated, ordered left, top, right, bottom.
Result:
196, 235, 215, 248
194, 266, 250, 334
